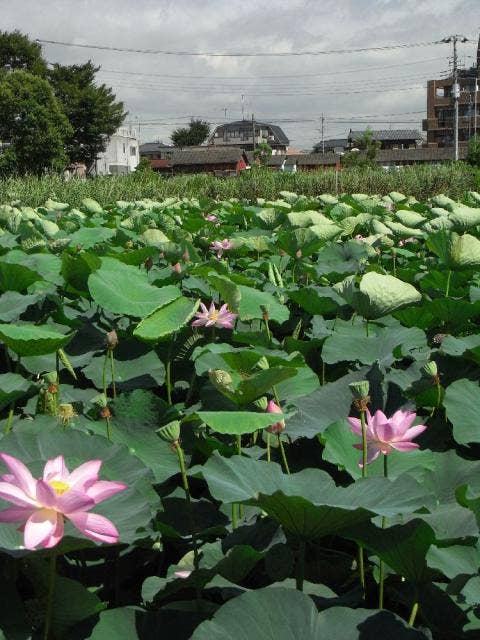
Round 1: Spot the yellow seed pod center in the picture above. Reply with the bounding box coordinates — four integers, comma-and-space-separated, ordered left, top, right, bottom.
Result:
49, 480, 70, 495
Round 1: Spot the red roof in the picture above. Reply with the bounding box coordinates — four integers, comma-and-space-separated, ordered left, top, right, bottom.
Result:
150, 158, 172, 169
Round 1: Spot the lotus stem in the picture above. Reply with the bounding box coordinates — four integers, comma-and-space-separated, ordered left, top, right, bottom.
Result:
360, 410, 368, 478
235, 436, 244, 520
296, 540, 306, 591
165, 337, 174, 405
175, 443, 201, 608
109, 349, 117, 400
392, 249, 397, 277
408, 599, 419, 627
365, 319, 370, 337
4, 406, 14, 434
358, 545, 366, 599
43, 551, 57, 640
445, 269, 452, 298
266, 432, 271, 462
102, 351, 108, 399
378, 454, 388, 609
278, 435, 290, 475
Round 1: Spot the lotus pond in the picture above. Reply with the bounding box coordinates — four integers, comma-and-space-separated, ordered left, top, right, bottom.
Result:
1, 190, 480, 638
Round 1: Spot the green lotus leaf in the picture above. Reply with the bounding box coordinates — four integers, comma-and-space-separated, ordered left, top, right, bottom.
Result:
0, 323, 73, 356
134, 296, 200, 342
334, 272, 421, 319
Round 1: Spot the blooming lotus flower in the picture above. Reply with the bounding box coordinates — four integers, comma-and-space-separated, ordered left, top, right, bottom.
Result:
266, 399, 285, 434
348, 409, 427, 466
211, 239, 232, 258
205, 214, 218, 223
192, 302, 237, 329
174, 570, 192, 579
0, 453, 127, 550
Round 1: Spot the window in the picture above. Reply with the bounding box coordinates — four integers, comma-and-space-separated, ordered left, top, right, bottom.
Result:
130, 146, 137, 156
123, 143, 126, 154
436, 87, 445, 98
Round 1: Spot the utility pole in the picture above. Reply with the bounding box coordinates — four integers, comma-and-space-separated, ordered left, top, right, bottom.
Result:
241, 95, 245, 120
475, 78, 478, 138
252, 113, 256, 152
224, 108, 227, 120
321, 113, 325, 154
443, 34, 468, 160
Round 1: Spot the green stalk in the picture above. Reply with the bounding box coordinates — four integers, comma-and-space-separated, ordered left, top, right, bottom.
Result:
175, 444, 201, 609
365, 319, 370, 337
43, 551, 57, 640
109, 349, 117, 400
105, 416, 112, 441
236, 436, 244, 520
278, 435, 290, 475
392, 249, 397, 277
102, 351, 108, 399
264, 316, 271, 343
358, 407, 368, 596
445, 269, 452, 298
378, 454, 388, 609
360, 410, 368, 478
408, 599, 419, 626
4, 406, 14, 434
296, 540, 306, 591
165, 361, 172, 406
266, 431, 271, 462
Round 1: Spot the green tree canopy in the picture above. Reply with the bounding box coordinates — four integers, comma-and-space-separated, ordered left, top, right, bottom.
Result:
48, 61, 126, 170
171, 119, 210, 147
253, 142, 273, 165
342, 128, 381, 168
0, 71, 72, 176
467, 134, 480, 167
0, 30, 47, 76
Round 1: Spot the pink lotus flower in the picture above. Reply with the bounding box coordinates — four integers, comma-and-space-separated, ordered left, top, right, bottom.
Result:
0, 453, 127, 550
192, 301, 237, 329
354, 234, 364, 241
348, 409, 427, 466
211, 239, 232, 258
171, 262, 182, 273
205, 214, 218, 223
266, 400, 285, 434
174, 570, 192, 579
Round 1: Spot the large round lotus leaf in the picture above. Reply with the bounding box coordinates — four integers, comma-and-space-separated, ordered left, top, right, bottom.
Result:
0, 323, 73, 356
134, 296, 200, 342
0, 426, 155, 552
88, 257, 181, 317
69, 226, 116, 249
444, 378, 480, 445
0, 373, 35, 411
427, 230, 480, 269
334, 272, 421, 320
448, 205, 480, 230
191, 588, 423, 640
81, 198, 104, 215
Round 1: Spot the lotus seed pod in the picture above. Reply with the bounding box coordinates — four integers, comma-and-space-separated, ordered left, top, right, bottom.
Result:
58, 403, 77, 426
106, 329, 118, 350
422, 361, 438, 378
349, 380, 370, 400
157, 420, 181, 444
208, 369, 234, 394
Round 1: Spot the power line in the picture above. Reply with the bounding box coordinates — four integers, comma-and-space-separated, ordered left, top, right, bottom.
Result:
37, 37, 447, 57
89, 56, 446, 80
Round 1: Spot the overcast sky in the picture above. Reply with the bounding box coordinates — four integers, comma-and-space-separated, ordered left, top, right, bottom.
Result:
1, 0, 479, 149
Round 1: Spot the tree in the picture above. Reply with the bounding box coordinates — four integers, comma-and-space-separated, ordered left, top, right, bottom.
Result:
0, 71, 72, 176
341, 128, 381, 168
467, 134, 480, 166
253, 142, 273, 165
171, 119, 210, 147
48, 61, 126, 170
0, 30, 47, 76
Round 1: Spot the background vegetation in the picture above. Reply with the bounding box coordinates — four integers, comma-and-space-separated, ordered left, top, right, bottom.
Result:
0, 164, 477, 207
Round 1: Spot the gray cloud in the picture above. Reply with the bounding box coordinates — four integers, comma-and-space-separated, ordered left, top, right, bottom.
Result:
1, 0, 478, 148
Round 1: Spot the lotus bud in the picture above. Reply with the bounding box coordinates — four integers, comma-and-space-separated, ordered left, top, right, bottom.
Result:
105, 329, 118, 350
144, 256, 153, 271
157, 420, 181, 445
254, 396, 268, 411
349, 380, 370, 400
152, 540, 162, 551
171, 262, 182, 274
295, 249, 302, 259
256, 356, 269, 370
182, 248, 190, 262
208, 369, 234, 394
422, 361, 438, 378
100, 406, 111, 419
266, 399, 286, 434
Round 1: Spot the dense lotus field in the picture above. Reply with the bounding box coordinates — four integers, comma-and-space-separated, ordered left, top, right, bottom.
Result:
1, 190, 480, 638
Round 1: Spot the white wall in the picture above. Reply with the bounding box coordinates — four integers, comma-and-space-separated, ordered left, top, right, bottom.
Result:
95, 127, 140, 175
